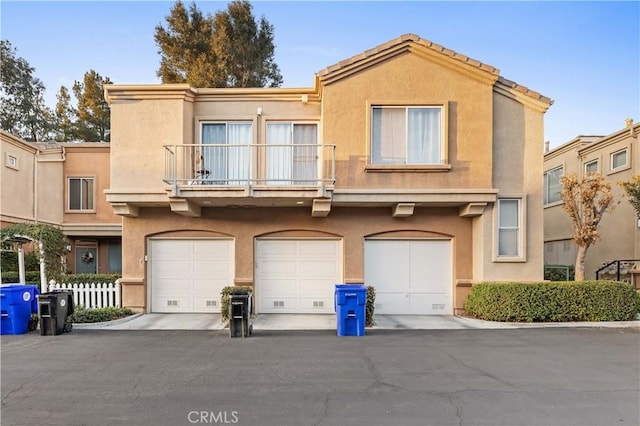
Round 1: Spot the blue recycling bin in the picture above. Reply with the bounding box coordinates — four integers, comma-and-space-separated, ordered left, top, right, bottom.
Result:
1, 284, 40, 335
334, 284, 367, 336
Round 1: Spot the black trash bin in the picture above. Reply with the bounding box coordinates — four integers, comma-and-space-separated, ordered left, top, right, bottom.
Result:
37, 290, 74, 336
229, 289, 253, 338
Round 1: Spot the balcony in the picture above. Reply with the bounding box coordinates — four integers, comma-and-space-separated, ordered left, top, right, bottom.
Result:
163, 144, 336, 210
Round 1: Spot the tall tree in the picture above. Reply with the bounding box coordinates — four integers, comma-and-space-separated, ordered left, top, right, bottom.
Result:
155, 0, 282, 88
0, 40, 53, 141
72, 70, 112, 142
560, 173, 616, 281
54, 85, 76, 142
620, 175, 640, 219
212, 1, 282, 88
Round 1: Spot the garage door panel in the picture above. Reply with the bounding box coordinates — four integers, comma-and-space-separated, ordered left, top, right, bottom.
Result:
300, 241, 339, 256
261, 279, 297, 294
194, 259, 232, 276
154, 278, 191, 296
260, 296, 297, 312
374, 292, 409, 314
150, 239, 233, 313
261, 260, 297, 274
365, 240, 452, 315
299, 297, 333, 312
256, 240, 341, 314
299, 259, 338, 276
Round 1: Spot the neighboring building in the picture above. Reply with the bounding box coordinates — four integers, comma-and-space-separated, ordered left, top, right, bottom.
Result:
0, 130, 122, 274
543, 119, 639, 280
105, 34, 552, 315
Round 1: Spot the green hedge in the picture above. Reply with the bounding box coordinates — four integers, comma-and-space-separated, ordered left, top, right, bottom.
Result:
59, 274, 121, 285
1, 271, 41, 284
464, 281, 637, 322
69, 306, 134, 323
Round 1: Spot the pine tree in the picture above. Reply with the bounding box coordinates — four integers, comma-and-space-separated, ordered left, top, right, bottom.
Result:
155, 0, 282, 88
72, 70, 112, 142
54, 85, 76, 142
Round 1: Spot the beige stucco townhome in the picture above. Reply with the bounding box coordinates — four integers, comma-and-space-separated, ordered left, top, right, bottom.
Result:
1, 131, 122, 275
104, 34, 552, 315
543, 119, 639, 282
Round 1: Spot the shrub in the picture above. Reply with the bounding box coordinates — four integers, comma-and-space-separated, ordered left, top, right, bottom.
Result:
59, 273, 121, 285
636, 291, 640, 315
464, 280, 637, 322
1, 271, 41, 284
68, 306, 133, 323
220, 286, 253, 322
544, 264, 575, 281
366, 285, 376, 327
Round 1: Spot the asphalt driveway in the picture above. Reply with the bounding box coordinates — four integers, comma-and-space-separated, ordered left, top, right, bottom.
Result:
2, 327, 639, 426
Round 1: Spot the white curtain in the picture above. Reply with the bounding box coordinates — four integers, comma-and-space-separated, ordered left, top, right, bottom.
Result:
371, 107, 441, 165
266, 123, 293, 184
202, 123, 251, 184
293, 124, 317, 183
408, 108, 441, 164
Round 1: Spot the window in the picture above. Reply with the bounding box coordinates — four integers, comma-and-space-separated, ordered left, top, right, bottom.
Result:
611, 149, 628, 171
266, 122, 318, 184
371, 106, 442, 165
5, 154, 18, 170
497, 198, 521, 258
68, 178, 94, 211
584, 159, 598, 174
201, 122, 252, 184
543, 166, 563, 205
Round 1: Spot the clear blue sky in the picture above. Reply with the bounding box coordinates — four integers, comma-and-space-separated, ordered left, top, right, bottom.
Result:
1, 1, 638, 148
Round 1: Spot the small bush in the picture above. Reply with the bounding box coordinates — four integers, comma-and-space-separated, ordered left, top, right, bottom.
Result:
636, 291, 640, 315
69, 306, 133, 323
464, 281, 637, 322
220, 286, 253, 322
366, 285, 376, 327
1, 271, 41, 284
544, 264, 575, 281
59, 273, 121, 285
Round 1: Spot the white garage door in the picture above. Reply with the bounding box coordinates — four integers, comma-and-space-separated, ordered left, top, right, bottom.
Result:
149, 239, 234, 313
365, 240, 452, 315
255, 239, 342, 313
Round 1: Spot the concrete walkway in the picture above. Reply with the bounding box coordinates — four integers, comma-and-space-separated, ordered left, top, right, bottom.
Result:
74, 312, 640, 331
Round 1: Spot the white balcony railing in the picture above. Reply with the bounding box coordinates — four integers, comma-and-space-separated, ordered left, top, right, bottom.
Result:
164, 144, 336, 188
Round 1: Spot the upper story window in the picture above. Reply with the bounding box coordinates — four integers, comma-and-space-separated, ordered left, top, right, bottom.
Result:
584, 159, 598, 174
200, 122, 253, 184
68, 177, 94, 211
5, 154, 18, 170
371, 106, 443, 165
610, 148, 628, 172
266, 122, 318, 184
543, 166, 563, 205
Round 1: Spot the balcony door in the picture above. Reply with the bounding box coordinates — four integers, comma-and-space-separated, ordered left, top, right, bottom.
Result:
201, 122, 252, 185
266, 123, 318, 185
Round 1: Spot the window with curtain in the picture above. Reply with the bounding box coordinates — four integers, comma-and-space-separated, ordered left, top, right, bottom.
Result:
611, 149, 628, 171
371, 106, 442, 165
543, 166, 563, 205
201, 122, 252, 184
497, 198, 520, 257
266, 122, 318, 185
68, 177, 94, 210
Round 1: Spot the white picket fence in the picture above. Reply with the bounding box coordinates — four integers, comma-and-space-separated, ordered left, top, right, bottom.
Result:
48, 279, 121, 309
